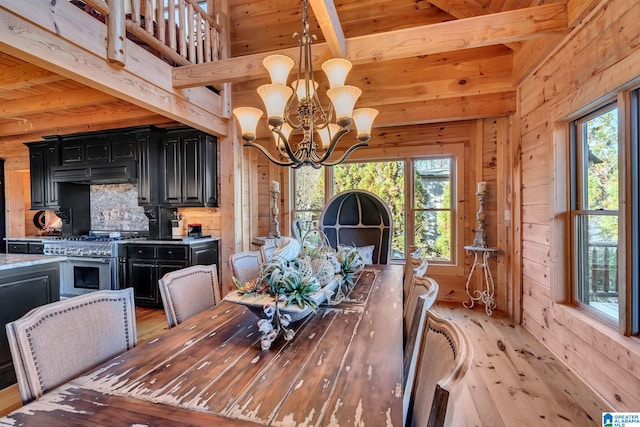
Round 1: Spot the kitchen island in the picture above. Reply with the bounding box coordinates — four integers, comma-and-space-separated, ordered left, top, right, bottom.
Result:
0, 254, 64, 389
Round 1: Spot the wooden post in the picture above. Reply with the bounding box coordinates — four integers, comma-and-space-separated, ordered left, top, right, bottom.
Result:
107, 0, 126, 66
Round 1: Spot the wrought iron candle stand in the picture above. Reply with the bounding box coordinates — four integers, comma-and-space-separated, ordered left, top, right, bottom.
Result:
463, 182, 499, 315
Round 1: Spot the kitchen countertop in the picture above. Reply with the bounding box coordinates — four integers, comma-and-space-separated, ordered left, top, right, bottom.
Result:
3, 236, 53, 242
0, 254, 66, 271
141, 236, 220, 245
4, 236, 220, 245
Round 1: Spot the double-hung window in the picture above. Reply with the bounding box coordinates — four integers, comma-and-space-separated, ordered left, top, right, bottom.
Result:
570, 103, 619, 322
412, 158, 455, 262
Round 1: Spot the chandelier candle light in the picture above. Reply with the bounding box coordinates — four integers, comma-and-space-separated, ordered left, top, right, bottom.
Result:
232, 0, 378, 169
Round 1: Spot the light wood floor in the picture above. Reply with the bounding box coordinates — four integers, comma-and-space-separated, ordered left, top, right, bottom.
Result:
0, 304, 608, 425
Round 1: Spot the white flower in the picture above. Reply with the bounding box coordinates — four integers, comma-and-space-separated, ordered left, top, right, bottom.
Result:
283, 329, 295, 341
280, 313, 292, 327
263, 304, 275, 318
260, 337, 272, 350
257, 319, 274, 334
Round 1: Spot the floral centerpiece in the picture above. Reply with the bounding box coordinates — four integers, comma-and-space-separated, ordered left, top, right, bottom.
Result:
229, 234, 365, 350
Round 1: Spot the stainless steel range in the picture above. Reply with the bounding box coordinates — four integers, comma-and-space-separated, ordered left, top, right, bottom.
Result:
43, 232, 144, 298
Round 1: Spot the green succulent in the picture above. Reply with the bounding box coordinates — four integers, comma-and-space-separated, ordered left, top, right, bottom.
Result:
279, 273, 321, 311
260, 258, 290, 295
337, 246, 365, 286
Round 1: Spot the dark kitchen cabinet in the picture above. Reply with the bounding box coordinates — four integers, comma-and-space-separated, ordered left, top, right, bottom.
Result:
51, 128, 142, 185
125, 240, 218, 308
135, 127, 162, 206
0, 263, 60, 389
26, 139, 60, 209
159, 128, 218, 207
6, 240, 44, 254
60, 132, 137, 166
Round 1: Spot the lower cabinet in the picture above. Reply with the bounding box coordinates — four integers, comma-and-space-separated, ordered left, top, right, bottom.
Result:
125, 240, 218, 308
0, 263, 60, 389
6, 240, 44, 254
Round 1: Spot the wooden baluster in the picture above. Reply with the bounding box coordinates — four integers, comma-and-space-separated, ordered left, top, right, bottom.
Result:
144, 0, 153, 35
157, 0, 166, 45
168, 0, 176, 50
188, 4, 196, 63
196, 11, 203, 64
130, 0, 140, 23
178, 0, 187, 59
204, 21, 212, 62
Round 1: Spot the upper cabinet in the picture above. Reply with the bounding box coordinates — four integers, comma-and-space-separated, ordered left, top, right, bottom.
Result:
25, 125, 218, 210
159, 128, 218, 208
26, 139, 60, 209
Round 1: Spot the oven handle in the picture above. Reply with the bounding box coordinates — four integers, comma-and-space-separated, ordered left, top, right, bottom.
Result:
63, 257, 114, 264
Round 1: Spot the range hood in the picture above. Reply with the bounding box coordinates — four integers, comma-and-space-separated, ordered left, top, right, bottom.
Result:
51, 161, 137, 184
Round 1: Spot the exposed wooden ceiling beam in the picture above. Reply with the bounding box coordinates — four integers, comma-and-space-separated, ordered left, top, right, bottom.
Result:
0, 87, 115, 118
376, 92, 516, 126
232, 45, 514, 102
174, 3, 567, 88
0, 103, 166, 136
0, 115, 175, 145
0, 1, 228, 136
308, 0, 346, 58
248, 91, 515, 138
426, 0, 521, 51
0, 63, 67, 90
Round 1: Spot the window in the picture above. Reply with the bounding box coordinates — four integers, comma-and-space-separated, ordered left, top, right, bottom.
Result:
413, 158, 455, 262
333, 161, 405, 259
292, 166, 325, 235
290, 145, 463, 269
571, 104, 619, 322
630, 90, 640, 333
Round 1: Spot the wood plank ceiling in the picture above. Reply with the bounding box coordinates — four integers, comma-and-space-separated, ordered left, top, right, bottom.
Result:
0, 0, 565, 145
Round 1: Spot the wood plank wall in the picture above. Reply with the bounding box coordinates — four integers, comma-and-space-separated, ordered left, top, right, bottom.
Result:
516, 0, 640, 410
247, 118, 514, 311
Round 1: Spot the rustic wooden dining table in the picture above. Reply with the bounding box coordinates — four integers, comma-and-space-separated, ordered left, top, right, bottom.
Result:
1, 264, 403, 426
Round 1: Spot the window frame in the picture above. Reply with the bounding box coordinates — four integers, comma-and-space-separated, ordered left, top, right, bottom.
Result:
290, 143, 465, 275
569, 102, 621, 326
411, 156, 457, 265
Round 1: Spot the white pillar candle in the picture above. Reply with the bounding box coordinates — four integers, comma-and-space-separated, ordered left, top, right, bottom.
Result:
477, 181, 487, 193
271, 180, 280, 193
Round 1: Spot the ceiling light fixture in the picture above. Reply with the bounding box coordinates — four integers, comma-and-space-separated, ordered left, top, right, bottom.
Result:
232, 0, 378, 169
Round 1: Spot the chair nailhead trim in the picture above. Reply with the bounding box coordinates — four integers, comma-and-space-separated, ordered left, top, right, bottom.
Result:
428, 324, 457, 359
22, 296, 133, 393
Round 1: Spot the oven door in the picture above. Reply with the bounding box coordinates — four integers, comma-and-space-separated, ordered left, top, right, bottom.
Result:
59, 257, 116, 298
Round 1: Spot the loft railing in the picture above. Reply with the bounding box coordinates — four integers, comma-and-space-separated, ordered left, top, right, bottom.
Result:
80, 0, 224, 67
588, 240, 618, 298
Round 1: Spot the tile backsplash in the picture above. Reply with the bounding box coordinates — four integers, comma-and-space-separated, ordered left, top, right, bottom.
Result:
90, 183, 148, 231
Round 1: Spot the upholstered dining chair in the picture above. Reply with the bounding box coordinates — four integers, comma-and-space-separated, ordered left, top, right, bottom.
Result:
229, 250, 263, 285
260, 239, 279, 263
408, 245, 422, 258
403, 255, 428, 302
5, 288, 137, 403
404, 274, 438, 343
158, 264, 220, 328
404, 308, 473, 427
